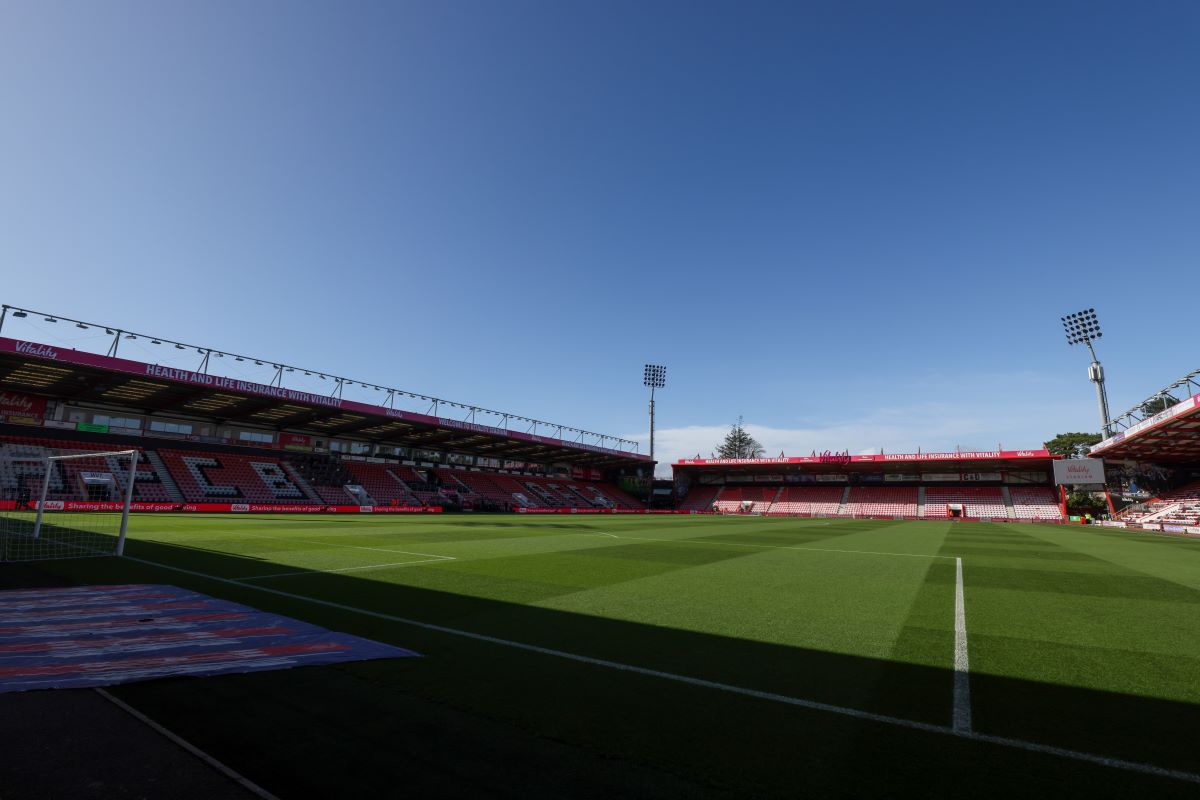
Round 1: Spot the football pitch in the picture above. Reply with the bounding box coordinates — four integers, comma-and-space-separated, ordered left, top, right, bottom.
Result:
9, 514, 1200, 797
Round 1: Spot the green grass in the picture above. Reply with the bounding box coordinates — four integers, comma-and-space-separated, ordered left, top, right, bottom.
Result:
8, 514, 1200, 797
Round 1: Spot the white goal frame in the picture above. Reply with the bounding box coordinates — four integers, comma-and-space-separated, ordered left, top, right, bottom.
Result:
23, 449, 139, 557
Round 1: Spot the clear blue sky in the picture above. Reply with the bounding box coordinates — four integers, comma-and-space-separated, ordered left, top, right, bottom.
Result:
2, 1, 1197, 472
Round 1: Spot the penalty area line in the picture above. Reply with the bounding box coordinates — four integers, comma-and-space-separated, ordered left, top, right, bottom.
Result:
121, 554, 1200, 786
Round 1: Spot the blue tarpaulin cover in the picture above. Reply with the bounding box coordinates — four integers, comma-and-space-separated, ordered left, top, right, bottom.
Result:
0, 584, 418, 693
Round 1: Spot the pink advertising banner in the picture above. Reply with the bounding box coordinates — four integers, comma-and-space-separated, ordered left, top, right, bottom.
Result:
675, 449, 1053, 467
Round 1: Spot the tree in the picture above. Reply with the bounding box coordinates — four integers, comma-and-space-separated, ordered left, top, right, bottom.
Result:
716, 417, 765, 459
1066, 490, 1106, 512
1044, 432, 1102, 459
1140, 394, 1180, 418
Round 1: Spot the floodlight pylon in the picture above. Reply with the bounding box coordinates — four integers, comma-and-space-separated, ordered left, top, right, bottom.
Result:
643, 364, 666, 507
1061, 308, 1112, 437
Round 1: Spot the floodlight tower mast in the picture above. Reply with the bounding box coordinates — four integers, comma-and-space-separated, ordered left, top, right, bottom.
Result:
1061, 308, 1112, 438
643, 364, 666, 506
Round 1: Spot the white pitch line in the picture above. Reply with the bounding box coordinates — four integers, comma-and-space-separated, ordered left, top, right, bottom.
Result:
953, 556, 971, 733
121, 553, 1200, 786
241, 557, 453, 581
95, 687, 281, 800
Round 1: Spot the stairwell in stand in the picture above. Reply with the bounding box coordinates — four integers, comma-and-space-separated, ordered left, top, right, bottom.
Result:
765, 486, 784, 514
836, 486, 851, 516
144, 450, 185, 502
916, 486, 926, 518
281, 463, 323, 503
1001, 487, 1016, 519
385, 469, 419, 504
345, 484, 376, 505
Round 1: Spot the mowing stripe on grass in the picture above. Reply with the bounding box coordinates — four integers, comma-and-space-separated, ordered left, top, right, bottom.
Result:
241, 557, 454, 581
231, 530, 452, 561
578, 531, 957, 561
953, 556, 971, 734
123, 553, 1200, 786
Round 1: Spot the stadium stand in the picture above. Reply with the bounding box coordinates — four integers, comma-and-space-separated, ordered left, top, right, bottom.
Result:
588, 482, 642, 509
288, 454, 361, 504
1009, 487, 1064, 520
714, 486, 777, 513
1117, 480, 1200, 525
766, 486, 843, 515
678, 485, 720, 511
843, 487, 918, 517
0, 432, 641, 512
0, 436, 171, 502
923, 487, 1007, 519
157, 449, 315, 504
340, 461, 420, 506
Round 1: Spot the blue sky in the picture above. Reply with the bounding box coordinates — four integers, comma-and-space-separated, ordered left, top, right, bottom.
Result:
2, 1, 1197, 473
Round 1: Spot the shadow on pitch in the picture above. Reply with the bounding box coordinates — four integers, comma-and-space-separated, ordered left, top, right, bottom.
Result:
3, 535, 1200, 799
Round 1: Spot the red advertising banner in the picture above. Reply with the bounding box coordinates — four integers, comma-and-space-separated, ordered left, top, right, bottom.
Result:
0, 337, 648, 461
514, 508, 698, 515
0, 390, 46, 425
0, 500, 688, 516
1, 501, 442, 514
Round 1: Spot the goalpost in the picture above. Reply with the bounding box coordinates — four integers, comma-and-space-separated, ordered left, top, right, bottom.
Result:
0, 449, 139, 562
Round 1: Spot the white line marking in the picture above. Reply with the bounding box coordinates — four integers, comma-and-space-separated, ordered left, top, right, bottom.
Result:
121, 553, 1200, 785
241, 557, 453, 580
953, 556, 971, 733
94, 687, 281, 800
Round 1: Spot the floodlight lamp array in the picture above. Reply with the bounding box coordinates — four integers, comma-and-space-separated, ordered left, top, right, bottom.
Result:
643, 364, 666, 389
1061, 308, 1102, 345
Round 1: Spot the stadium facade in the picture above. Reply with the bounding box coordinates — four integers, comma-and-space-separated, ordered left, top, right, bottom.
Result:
3, 308, 1196, 531
672, 450, 1066, 521
1091, 383, 1200, 535
0, 328, 653, 514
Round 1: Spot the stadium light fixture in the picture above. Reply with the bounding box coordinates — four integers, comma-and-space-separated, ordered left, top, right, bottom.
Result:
1061, 307, 1112, 437
643, 364, 667, 507
3, 302, 644, 456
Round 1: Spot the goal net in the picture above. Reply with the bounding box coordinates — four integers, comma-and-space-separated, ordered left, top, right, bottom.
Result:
0, 449, 138, 562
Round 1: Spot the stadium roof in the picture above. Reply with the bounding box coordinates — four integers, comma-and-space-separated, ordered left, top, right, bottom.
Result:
1091, 392, 1200, 464
0, 336, 650, 468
